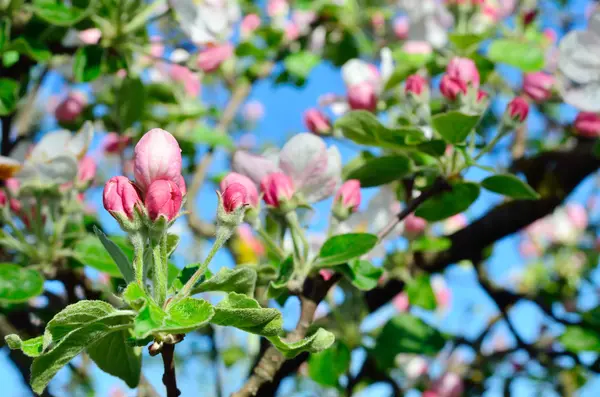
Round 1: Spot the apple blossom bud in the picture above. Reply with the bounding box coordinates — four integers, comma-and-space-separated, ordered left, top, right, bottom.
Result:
334, 180, 361, 220
347, 82, 377, 112
566, 203, 587, 230
404, 213, 427, 237
393, 292, 410, 312
78, 28, 102, 44
134, 128, 183, 193
523, 72, 554, 101
103, 176, 142, 221
476, 89, 489, 103
197, 43, 234, 73
574, 112, 600, 138
221, 183, 249, 213
522, 9, 538, 26
447, 57, 480, 89
55, 92, 86, 123
507, 96, 529, 122
220, 172, 258, 208
103, 133, 132, 154
440, 74, 467, 101
77, 157, 96, 185
430, 372, 464, 397
393, 16, 409, 39
304, 108, 331, 135
260, 172, 295, 209
405, 74, 428, 97
145, 179, 183, 222
241, 14, 261, 37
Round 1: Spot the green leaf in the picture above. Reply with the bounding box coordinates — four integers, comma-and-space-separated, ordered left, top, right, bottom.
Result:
267, 256, 294, 298
415, 182, 480, 222
87, 330, 141, 388
342, 151, 375, 180
338, 260, 383, 291
222, 346, 247, 367
166, 234, 180, 258
6, 37, 51, 61
383, 64, 415, 91
193, 267, 257, 297
317, 233, 379, 268
373, 314, 446, 370
0, 78, 20, 116
487, 39, 545, 72
432, 111, 481, 144
308, 341, 351, 386
449, 33, 485, 51
0, 264, 44, 303
32, 0, 89, 26
122, 283, 148, 311
346, 155, 413, 188
268, 328, 335, 358
30, 308, 134, 394
46, 301, 119, 341
284, 51, 320, 79
211, 292, 282, 336
171, 263, 211, 292
75, 229, 134, 282
189, 126, 235, 150
412, 236, 452, 252
406, 274, 437, 310
2, 51, 19, 67
559, 326, 600, 352
0, 19, 9, 51
117, 77, 145, 130
377, 127, 427, 148
73, 45, 104, 82
4, 335, 45, 357
481, 174, 539, 200
335, 110, 383, 145
417, 139, 447, 157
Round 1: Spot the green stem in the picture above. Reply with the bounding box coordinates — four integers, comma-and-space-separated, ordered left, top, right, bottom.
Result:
473, 124, 510, 162
152, 235, 167, 306
285, 212, 308, 266
131, 233, 146, 286
257, 228, 286, 261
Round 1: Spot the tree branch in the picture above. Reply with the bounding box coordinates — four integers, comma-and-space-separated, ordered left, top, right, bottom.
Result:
161, 344, 180, 397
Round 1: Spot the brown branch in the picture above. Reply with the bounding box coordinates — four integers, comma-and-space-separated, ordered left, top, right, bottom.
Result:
161, 344, 181, 397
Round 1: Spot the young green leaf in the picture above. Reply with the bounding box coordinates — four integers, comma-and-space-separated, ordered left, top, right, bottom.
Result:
267, 256, 294, 298
73, 45, 104, 82
4, 334, 45, 357
0, 78, 20, 116
192, 267, 257, 297
268, 328, 335, 358
87, 330, 142, 388
481, 174, 540, 199
317, 233, 378, 268
46, 300, 122, 341
211, 292, 282, 336
32, 0, 89, 26
308, 341, 351, 386
487, 39, 545, 72
92, 227, 136, 282
346, 155, 412, 188
0, 264, 44, 303
117, 77, 145, 130
415, 182, 480, 222
284, 51, 320, 79
559, 326, 600, 352
373, 314, 446, 370
338, 260, 383, 291
335, 110, 383, 145
412, 236, 452, 252
432, 111, 481, 144
406, 274, 437, 310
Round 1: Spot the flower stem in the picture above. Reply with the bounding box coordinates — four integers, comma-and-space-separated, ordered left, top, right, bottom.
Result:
152, 235, 167, 306
130, 233, 145, 286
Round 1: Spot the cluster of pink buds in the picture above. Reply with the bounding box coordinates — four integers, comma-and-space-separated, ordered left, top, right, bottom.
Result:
506, 96, 530, 124
440, 57, 480, 102
102, 129, 186, 231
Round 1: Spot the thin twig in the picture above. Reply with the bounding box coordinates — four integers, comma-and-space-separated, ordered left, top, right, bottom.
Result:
161, 344, 181, 397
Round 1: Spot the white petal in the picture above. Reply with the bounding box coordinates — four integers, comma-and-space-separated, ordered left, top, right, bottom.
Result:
231, 151, 279, 184
30, 130, 72, 162
67, 121, 94, 158
342, 59, 375, 87
299, 145, 342, 203
558, 31, 600, 84
589, 9, 600, 37
560, 79, 600, 112
17, 155, 78, 184
279, 133, 328, 193
380, 47, 394, 85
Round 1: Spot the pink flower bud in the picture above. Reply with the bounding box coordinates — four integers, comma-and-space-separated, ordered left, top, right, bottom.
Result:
476, 89, 489, 103
55, 92, 86, 123
220, 172, 259, 207
260, 172, 295, 208
134, 128, 183, 193
522, 9, 538, 26
222, 182, 249, 213
566, 203, 588, 230
447, 57, 480, 89
574, 112, 600, 138
523, 72, 554, 101
404, 213, 427, 236
347, 82, 377, 112
243, 100, 265, 123
405, 74, 428, 96
170, 65, 201, 97
0, 190, 6, 206
267, 0, 289, 17
304, 108, 331, 135
103, 176, 142, 220
77, 157, 96, 184
430, 372, 464, 397
507, 96, 529, 122
103, 133, 132, 154
78, 28, 101, 45
319, 269, 334, 281
402, 41, 432, 55
241, 14, 261, 37
440, 74, 467, 101
393, 16, 409, 39
284, 22, 300, 41
393, 292, 410, 312
335, 179, 361, 212
145, 179, 183, 222
197, 43, 234, 73
371, 11, 385, 29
